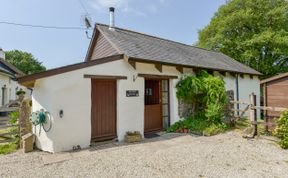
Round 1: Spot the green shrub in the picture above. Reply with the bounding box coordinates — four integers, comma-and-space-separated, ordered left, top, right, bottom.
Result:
8, 111, 19, 124
203, 123, 228, 136
168, 71, 229, 135
167, 116, 229, 135
274, 110, 288, 149
16, 90, 25, 96
0, 128, 19, 155
176, 71, 227, 124
0, 141, 19, 155
0, 116, 20, 155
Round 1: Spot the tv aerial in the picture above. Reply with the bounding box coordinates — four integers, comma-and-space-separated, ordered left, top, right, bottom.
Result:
81, 14, 93, 39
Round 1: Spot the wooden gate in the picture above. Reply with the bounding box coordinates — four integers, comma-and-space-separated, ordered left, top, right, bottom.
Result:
229, 93, 287, 137
144, 79, 162, 133
91, 79, 117, 141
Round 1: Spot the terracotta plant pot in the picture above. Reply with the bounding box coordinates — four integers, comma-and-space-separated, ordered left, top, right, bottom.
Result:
183, 128, 189, 133
176, 129, 184, 133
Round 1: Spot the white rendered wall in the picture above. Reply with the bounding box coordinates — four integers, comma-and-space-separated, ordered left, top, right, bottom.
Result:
32, 59, 261, 152
32, 59, 144, 152
215, 72, 261, 118
0, 73, 28, 106
238, 75, 261, 118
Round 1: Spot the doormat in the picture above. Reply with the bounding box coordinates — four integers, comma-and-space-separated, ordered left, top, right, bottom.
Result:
144, 133, 160, 139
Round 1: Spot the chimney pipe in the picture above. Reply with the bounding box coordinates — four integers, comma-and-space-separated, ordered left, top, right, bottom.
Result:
109, 7, 115, 30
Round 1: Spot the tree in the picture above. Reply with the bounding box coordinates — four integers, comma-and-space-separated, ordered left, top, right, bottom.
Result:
198, 0, 288, 79
5, 50, 46, 75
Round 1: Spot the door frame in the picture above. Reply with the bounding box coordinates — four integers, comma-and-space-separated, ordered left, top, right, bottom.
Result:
144, 78, 170, 133
90, 79, 117, 142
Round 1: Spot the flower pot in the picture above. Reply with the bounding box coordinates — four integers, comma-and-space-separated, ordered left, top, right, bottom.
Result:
125, 131, 142, 143
183, 128, 189, 133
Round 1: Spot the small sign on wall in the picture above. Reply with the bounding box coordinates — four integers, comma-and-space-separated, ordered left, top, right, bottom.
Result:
126, 90, 139, 97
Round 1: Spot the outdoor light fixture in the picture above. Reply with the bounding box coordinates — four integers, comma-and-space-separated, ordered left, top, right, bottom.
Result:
59, 110, 64, 118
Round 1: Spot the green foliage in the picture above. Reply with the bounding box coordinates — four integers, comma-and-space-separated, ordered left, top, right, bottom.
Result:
203, 123, 229, 136
0, 142, 19, 155
5, 50, 46, 74
0, 127, 19, 155
8, 111, 19, 125
167, 116, 207, 133
169, 71, 228, 135
16, 90, 26, 96
274, 110, 288, 149
167, 116, 229, 136
198, 0, 288, 79
176, 71, 227, 123
205, 103, 224, 123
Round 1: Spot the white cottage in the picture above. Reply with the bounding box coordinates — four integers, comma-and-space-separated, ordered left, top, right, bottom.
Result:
18, 21, 261, 152
0, 48, 27, 107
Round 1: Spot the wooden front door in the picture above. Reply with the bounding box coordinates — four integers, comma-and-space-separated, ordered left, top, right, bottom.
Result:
91, 79, 117, 141
144, 79, 162, 133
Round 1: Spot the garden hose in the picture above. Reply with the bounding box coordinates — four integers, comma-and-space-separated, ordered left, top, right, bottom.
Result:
30, 109, 52, 134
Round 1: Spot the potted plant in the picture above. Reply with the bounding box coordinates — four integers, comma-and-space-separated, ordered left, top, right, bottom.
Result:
125, 131, 142, 143
183, 127, 189, 133
16, 89, 26, 101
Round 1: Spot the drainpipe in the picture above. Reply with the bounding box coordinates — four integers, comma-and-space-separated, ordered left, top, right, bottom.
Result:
236, 74, 239, 116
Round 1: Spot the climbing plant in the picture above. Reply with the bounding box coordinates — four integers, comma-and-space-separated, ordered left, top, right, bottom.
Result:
176, 71, 227, 123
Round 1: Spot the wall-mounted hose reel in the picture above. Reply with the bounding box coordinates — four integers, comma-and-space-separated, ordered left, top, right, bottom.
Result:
30, 109, 52, 134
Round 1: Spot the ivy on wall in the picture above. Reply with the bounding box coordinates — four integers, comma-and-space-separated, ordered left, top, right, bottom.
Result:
176, 71, 227, 123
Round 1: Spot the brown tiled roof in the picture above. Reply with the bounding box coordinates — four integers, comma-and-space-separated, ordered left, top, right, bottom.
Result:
97, 23, 261, 75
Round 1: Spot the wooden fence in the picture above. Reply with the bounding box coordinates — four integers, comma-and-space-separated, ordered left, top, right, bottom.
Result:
0, 123, 19, 144
229, 92, 287, 138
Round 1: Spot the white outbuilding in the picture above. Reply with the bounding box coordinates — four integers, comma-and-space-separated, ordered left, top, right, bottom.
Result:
19, 23, 261, 153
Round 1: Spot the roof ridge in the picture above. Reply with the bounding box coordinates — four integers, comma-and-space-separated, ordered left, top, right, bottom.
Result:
96, 23, 221, 54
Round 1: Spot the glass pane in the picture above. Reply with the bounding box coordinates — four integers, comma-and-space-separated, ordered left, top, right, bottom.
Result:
162, 92, 168, 104
162, 80, 168, 91
162, 104, 169, 116
145, 80, 160, 105
163, 116, 169, 129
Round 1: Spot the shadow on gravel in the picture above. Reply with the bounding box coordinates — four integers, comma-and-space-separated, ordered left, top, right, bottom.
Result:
88, 132, 200, 152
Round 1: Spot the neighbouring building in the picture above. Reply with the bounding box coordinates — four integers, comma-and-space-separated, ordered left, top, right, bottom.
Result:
18, 8, 261, 152
261, 72, 288, 118
0, 48, 27, 107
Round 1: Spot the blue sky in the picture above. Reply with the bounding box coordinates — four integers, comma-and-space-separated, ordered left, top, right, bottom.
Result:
0, 0, 226, 69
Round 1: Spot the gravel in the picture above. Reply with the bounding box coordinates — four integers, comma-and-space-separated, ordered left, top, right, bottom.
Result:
0, 131, 288, 178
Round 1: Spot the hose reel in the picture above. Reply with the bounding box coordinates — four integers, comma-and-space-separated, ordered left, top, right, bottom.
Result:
30, 109, 52, 134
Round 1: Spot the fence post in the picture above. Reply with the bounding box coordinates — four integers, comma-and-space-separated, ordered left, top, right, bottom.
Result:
19, 96, 32, 148
249, 93, 257, 137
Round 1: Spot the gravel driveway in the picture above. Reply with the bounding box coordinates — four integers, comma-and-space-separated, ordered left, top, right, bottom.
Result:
1, 131, 288, 178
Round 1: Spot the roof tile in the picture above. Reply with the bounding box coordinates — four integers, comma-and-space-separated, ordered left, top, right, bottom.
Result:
97, 24, 261, 75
